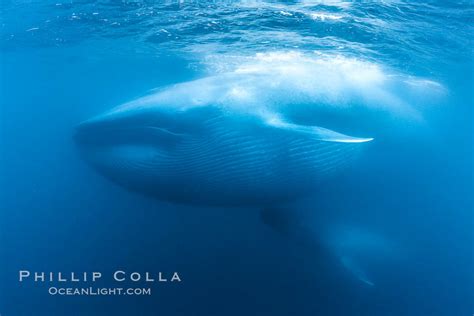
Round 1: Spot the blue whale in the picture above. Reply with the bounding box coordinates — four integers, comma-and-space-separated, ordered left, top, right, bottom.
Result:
75, 71, 372, 205
75, 53, 442, 285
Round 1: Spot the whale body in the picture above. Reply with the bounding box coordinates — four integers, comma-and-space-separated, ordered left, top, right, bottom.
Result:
75, 53, 442, 205
75, 53, 442, 285
76, 103, 371, 206
74, 55, 381, 205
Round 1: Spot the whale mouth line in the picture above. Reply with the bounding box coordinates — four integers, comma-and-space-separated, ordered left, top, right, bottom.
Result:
74, 107, 184, 146
74, 122, 180, 147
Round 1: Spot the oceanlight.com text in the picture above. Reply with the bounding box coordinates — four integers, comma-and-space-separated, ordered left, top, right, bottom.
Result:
48, 287, 152, 296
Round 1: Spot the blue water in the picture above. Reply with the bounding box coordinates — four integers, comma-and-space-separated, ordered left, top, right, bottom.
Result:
1, 1, 473, 315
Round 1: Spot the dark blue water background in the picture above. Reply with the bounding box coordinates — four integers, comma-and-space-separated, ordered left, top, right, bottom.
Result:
1, 1, 473, 315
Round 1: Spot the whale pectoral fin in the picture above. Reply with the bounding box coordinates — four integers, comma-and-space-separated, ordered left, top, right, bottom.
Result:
308, 126, 374, 143
265, 117, 373, 143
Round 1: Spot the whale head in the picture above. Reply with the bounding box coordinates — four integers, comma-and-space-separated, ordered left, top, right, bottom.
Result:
74, 104, 214, 198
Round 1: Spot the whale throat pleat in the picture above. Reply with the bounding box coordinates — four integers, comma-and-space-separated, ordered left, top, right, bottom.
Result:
83, 115, 366, 205
104, 121, 363, 204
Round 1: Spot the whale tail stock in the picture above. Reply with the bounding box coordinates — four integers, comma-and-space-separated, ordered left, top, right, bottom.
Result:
260, 207, 376, 287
